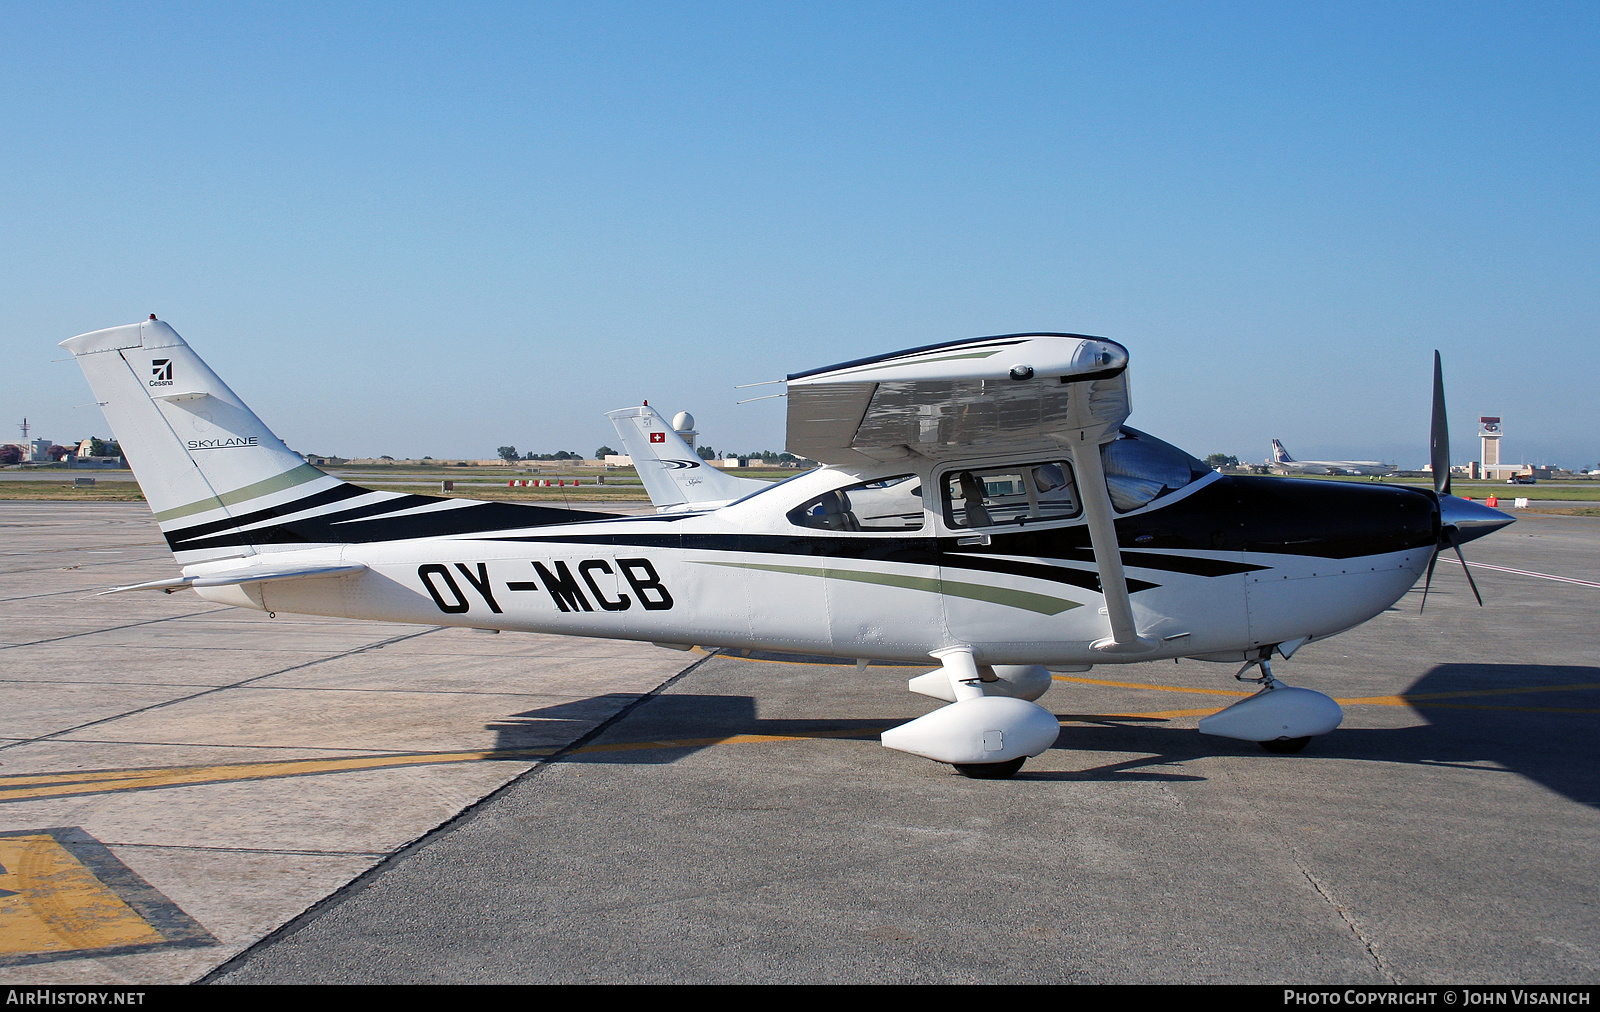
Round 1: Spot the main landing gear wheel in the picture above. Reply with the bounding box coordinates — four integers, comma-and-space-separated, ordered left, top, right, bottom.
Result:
1260, 736, 1311, 754
952, 757, 1027, 779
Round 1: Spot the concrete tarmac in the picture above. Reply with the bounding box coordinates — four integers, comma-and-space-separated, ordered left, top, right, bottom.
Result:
207, 512, 1600, 984
0, 502, 697, 983
4, 502, 1596, 983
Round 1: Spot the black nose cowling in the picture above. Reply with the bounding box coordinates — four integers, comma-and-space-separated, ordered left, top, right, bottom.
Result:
1128, 477, 1440, 559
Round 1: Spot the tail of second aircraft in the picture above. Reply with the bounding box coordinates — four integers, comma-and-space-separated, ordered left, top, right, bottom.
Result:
605, 404, 767, 511
1271, 439, 1295, 463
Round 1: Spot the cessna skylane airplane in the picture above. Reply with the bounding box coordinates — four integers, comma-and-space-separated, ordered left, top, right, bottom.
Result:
63, 319, 1512, 777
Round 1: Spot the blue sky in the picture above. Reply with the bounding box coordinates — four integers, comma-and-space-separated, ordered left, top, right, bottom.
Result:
3, 2, 1596, 467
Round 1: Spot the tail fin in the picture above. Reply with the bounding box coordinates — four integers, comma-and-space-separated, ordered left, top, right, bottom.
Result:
61, 319, 348, 561
605, 404, 765, 510
1271, 439, 1294, 463
63, 319, 620, 568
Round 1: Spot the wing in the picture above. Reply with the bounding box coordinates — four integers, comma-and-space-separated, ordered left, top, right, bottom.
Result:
784, 333, 1131, 467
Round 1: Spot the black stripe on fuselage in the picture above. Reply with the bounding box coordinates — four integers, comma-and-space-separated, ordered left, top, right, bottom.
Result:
939, 475, 1434, 562
482, 531, 1159, 595
477, 475, 1436, 594
163, 483, 371, 546
163, 473, 1435, 593
164, 484, 622, 553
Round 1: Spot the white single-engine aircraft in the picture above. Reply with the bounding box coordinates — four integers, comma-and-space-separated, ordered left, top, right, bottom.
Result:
63, 320, 1511, 777
1267, 439, 1397, 477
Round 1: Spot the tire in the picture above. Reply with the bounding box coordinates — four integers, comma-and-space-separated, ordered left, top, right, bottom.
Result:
1260, 736, 1311, 754
952, 757, 1027, 779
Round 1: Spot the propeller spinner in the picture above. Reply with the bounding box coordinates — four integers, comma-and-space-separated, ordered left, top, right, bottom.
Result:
1420, 351, 1515, 612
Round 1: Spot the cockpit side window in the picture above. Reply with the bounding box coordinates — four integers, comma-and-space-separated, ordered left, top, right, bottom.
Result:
942, 461, 1081, 529
788, 474, 925, 531
1102, 427, 1209, 512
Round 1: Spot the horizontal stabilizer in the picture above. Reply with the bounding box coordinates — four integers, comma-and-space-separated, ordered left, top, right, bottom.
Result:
100, 563, 366, 595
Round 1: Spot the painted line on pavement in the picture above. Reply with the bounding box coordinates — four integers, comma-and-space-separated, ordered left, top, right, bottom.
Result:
0, 826, 215, 966
1449, 557, 1600, 589
6, 679, 1596, 804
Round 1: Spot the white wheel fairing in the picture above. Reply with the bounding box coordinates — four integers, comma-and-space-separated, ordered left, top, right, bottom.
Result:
881, 696, 1062, 765
1198, 686, 1344, 742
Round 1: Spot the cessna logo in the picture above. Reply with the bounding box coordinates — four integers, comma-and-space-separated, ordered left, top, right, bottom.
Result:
149, 359, 174, 387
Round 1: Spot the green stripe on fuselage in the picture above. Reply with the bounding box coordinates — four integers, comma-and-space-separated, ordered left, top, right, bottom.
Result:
154, 462, 330, 523
694, 560, 1081, 616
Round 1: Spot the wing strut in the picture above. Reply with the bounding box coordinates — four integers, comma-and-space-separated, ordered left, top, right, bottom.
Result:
1067, 431, 1157, 655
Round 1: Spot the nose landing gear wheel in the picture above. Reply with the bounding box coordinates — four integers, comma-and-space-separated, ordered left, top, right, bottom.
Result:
952, 757, 1027, 779
1260, 736, 1311, 754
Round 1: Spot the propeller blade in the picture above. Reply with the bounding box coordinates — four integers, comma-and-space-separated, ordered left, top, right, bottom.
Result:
1452, 541, 1484, 607
1420, 545, 1440, 614
1431, 350, 1451, 497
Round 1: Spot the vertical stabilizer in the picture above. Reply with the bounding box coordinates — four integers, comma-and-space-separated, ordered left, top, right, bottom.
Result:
60, 319, 347, 561
605, 404, 766, 510
1271, 439, 1294, 463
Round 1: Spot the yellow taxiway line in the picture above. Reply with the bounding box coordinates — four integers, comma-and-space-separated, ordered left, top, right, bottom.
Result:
0, 833, 164, 957
2, 678, 1592, 805
0, 735, 882, 804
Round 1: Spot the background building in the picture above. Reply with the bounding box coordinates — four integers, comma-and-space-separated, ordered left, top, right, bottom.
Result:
1477, 415, 1539, 480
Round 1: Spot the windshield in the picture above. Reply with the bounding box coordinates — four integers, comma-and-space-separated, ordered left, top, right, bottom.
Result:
1102, 427, 1208, 512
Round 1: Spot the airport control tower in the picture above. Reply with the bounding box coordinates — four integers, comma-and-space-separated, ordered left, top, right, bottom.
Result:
1480, 416, 1502, 472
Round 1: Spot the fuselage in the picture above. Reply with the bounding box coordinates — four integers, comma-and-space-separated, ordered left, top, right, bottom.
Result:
185, 463, 1441, 667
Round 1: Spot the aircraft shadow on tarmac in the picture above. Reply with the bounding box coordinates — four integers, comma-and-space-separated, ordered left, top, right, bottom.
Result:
1038, 664, 1600, 802
485, 693, 652, 747
484, 664, 1598, 805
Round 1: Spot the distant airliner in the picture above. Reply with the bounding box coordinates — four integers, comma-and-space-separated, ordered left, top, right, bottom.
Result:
1268, 440, 1396, 477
